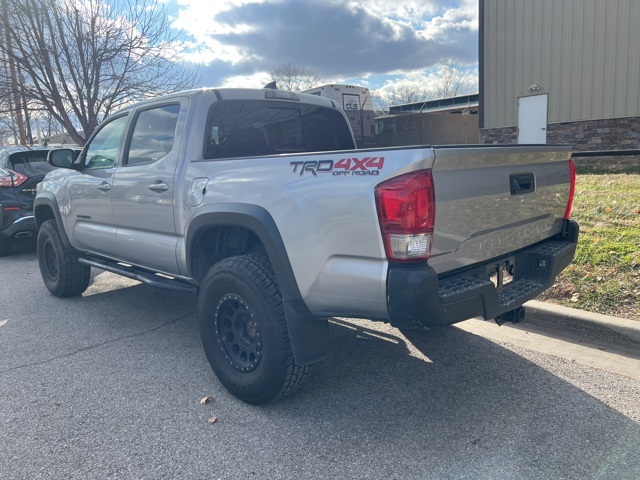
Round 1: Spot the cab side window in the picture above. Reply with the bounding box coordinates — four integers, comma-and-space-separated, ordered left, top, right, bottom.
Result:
126, 104, 180, 167
84, 114, 128, 169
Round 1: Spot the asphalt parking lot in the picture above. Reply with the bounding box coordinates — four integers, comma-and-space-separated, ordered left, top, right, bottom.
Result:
1, 239, 639, 479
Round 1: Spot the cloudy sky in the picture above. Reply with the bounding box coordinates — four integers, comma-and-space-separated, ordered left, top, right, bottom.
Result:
165, 0, 479, 96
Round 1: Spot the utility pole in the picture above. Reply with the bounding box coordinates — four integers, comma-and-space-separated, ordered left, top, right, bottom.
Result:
2, 1, 27, 145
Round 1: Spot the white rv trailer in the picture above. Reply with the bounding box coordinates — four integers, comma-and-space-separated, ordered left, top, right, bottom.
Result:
303, 84, 374, 146
303, 84, 373, 111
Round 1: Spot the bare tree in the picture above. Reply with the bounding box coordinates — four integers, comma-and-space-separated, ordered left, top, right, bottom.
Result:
371, 93, 389, 117
0, 75, 19, 144
374, 61, 478, 114
384, 85, 431, 106
0, 64, 14, 144
270, 63, 321, 92
373, 85, 431, 115
430, 61, 477, 98
0, 0, 199, 145
0, 112, 18, 145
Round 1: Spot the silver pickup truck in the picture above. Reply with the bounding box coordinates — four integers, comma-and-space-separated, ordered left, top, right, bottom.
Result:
35, 87, 578, 404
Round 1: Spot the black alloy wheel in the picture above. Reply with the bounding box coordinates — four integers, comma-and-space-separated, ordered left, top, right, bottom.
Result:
198, 254, 311, 404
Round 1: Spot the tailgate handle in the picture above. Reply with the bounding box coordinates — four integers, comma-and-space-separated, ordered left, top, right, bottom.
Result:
510, 173, 535, 195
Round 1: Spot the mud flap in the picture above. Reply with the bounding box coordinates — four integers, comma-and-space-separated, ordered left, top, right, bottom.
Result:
283, 302, 332, 366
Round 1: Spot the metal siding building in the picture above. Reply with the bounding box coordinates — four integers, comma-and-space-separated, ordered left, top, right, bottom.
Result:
480, 0, 640, 150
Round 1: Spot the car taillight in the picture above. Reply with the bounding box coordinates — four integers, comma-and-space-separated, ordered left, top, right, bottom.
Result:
0, 168, 28, 188
375, 169, 435, 262
564, 159, 576, 220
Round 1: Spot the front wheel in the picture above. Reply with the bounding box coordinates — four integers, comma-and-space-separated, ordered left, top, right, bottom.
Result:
198, 254, 311, 404
37, 220, 91, 297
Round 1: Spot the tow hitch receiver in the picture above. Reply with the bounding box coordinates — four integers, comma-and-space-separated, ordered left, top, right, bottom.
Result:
495, 306, 525, 326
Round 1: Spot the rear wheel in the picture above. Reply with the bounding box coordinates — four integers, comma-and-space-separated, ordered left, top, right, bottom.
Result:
37, 220, 90, 297
0, 238, 11, 257
198, 254, 311, 404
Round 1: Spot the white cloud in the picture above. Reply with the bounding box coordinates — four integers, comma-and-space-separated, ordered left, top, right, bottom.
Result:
219, 71, 272, 88
172, 0, 478, 88
172, 0, 267, 64
172, 0, 265, 37
422, 0, 478, 41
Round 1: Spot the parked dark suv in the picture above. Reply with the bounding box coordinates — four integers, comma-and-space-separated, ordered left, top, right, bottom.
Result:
0, 146, 77, 256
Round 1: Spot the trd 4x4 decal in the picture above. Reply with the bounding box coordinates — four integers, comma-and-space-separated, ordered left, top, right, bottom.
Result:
290, 157, 385, 176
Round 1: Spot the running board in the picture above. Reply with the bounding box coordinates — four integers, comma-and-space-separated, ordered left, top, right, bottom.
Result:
79, 256, 199, 294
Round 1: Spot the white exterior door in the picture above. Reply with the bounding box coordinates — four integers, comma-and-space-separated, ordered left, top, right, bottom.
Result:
518, 94, 548, 144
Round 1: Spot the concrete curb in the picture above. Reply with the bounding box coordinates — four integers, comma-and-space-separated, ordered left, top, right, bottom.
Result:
525, 300, 640, 343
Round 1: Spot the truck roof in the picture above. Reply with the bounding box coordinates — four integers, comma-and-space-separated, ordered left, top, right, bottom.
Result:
115, 87, 338, 115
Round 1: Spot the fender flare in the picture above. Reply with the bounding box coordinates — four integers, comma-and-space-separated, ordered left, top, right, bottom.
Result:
186, 203, 331, 365
33, 194, 73, 249
186, 203, 305, 310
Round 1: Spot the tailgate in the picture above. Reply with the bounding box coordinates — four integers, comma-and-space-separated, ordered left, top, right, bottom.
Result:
428, 145, 573, 274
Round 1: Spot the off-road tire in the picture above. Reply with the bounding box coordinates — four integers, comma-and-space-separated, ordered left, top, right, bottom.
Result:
0, 238, 11, 257
37, 220, 90, 297
198, 254, 311, 404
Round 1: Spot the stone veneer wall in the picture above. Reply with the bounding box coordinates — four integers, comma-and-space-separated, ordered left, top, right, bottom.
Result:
480, 116, 640, 151
480, 126, 517, 145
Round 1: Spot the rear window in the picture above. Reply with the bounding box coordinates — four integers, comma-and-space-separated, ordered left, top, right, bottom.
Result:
204, 100, 355, 159
8, 150, 55, 176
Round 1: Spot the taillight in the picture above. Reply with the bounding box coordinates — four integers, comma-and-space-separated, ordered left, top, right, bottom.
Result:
375, 170, 435, 262
0, 168, 28, 188
564, 159, 576, 220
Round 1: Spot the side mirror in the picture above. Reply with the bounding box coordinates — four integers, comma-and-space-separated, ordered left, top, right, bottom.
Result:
47, 149, 81, 169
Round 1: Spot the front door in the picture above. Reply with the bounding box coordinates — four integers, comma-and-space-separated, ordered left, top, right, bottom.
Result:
66, 114, 129, 255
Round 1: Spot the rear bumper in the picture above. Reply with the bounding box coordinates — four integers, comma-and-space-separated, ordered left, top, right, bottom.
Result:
387, 220, 579, 328
0, 214, 36, 240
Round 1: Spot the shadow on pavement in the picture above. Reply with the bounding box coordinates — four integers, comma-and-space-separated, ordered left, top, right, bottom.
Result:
1, 266, 638, 479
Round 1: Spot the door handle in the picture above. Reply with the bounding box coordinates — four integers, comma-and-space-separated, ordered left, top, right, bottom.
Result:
97, 182, 111, 192
148, 181, 169, 192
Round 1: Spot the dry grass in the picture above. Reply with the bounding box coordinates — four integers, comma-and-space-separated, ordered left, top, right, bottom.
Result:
538, 169, 640, 321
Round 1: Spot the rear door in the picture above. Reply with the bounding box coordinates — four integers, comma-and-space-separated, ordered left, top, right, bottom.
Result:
110, 100, 185, 274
